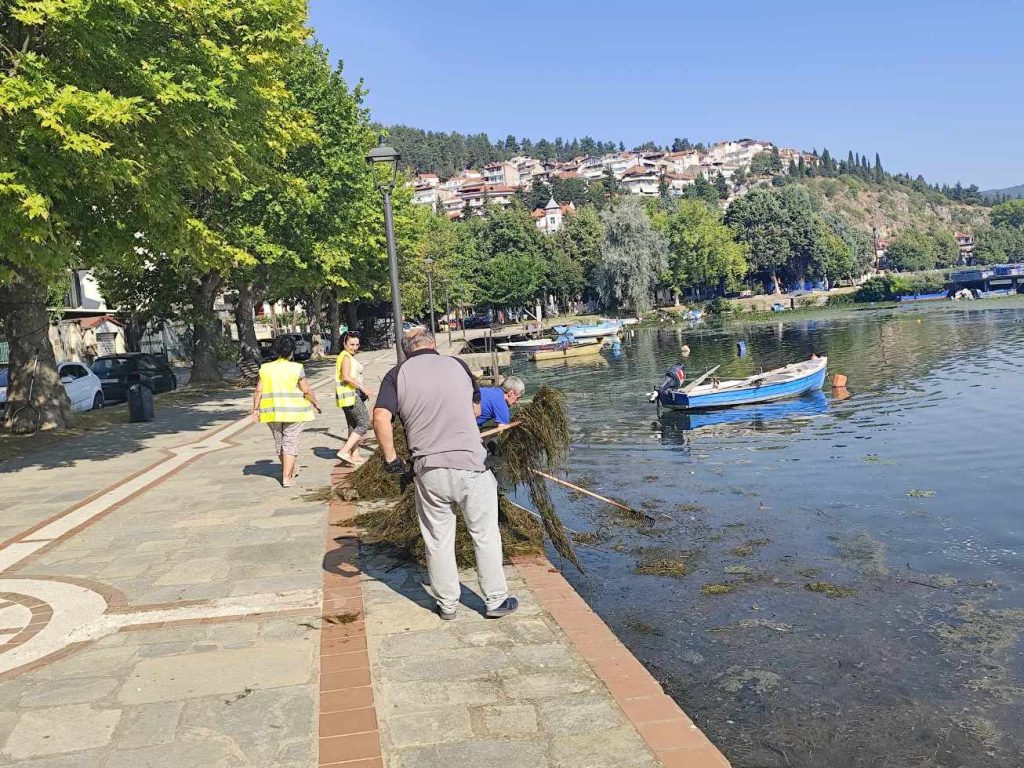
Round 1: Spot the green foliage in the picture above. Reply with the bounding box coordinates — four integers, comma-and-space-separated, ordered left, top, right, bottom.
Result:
704, 297, 737, 315
383, 125, 621, 177
1, 0, 309, 286
974, 226, 1024, 264
726, 185, 871, 290
467, 204, 548, 308
990, 200, 1024, 229
667, 200, 748, 298
750, 150, 782, 176
552, 206, 603, 299
594, 198, 668, 314
855, 273, 947, 302
682, 177, 720, 207
885, 227, 957, 272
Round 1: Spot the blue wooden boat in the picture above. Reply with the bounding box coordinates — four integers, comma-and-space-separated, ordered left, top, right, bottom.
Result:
655, 356, 828, 411
661, 390, 829, 433
551, 320, 622, 339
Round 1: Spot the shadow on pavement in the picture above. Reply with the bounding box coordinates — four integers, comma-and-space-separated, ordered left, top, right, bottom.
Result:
0, 392, 250, 474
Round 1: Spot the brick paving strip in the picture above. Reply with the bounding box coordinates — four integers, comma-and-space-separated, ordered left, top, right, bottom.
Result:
323, 469, 731, 767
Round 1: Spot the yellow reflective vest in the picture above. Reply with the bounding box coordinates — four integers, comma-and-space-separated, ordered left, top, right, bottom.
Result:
258, 358, 314, 423
335, 350, 357, 408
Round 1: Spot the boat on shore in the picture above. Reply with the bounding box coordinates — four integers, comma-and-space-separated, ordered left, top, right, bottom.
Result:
653, 356, 828, 411
898, 291, 948, 303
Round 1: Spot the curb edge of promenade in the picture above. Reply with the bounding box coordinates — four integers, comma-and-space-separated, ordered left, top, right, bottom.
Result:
317, 464, 731, 768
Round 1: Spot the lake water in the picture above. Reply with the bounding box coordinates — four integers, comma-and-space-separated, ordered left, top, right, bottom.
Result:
522, 299, 1024, 768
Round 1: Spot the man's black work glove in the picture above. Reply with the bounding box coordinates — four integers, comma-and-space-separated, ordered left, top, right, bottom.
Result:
383, 457, 408, 475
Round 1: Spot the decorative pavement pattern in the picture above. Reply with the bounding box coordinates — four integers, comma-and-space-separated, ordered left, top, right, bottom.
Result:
0, 349, 729, 767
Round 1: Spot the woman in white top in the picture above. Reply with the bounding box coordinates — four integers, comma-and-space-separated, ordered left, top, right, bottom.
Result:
334, 332, 373, 465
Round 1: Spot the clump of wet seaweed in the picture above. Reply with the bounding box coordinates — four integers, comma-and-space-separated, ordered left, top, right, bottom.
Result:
351, 385, 579, 570
634, 548, 699, 578
804, 581, 857, 598
625, 617, 663, 636
831, 532, 889, 577
702, 582, 738, 595
727, 538, 770, 557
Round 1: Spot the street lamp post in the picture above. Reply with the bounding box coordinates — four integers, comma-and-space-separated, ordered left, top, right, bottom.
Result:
444, 280, 452, 345
366, 136, 404, 363
424, 257, 436, 340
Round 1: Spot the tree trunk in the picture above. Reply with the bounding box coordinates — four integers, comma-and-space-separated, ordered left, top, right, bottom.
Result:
190, 271, 223, 384
0, 274, 74, 433
234, 283, 261, 365
344, 301, 358, 332
771, 270, 782, 295
328, 291, 341, 354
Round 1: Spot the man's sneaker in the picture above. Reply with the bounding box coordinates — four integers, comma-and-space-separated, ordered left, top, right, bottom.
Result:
485, 597, 519, 619
438, 606, 457, 621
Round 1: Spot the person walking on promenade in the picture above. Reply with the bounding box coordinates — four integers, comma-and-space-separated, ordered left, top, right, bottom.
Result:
372, 326, 519, 620
335, 332, 373, 466
252, 336, 321, 488
475, 376, 525, 429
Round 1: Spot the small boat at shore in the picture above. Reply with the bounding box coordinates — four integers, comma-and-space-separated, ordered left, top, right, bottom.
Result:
498, 337, 599, 351
552, 320, 624, 339
652, 356, 828, 411
661, 390, 829, 433
898, 291, 948, 303
529, 341, 605, 362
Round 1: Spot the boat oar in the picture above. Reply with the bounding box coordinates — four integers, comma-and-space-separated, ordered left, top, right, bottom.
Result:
480, 422, 655, 526
532, 471, 655, 526
479, 420, 521, 439
681, 364, 721, 394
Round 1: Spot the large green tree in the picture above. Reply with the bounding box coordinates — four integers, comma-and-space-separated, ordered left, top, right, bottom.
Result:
0, 0, 308, 430
667, 200, 748, 300
594, 198, 668, 314
885, 229, 937, 272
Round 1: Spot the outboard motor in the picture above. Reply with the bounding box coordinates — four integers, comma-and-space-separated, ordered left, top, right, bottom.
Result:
649, 364, 686, 403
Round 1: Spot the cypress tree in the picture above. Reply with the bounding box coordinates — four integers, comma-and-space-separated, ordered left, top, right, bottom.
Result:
874, 153, 884, 182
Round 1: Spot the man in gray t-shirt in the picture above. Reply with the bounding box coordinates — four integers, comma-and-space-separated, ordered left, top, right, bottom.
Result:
373, 327, 518, 620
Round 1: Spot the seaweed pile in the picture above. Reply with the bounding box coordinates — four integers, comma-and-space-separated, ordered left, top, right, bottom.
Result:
350, 385, 581, 570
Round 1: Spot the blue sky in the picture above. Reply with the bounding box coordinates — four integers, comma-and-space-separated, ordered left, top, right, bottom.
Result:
308, 0, 1022, 189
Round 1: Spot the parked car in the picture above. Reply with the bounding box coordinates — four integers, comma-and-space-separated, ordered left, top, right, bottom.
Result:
257, 338, 277, 361
90, 353, 177, 402
0, 362, 105, 413
276, 333, 312, 361
462, 314, 492, 329
57, 361, 105, 411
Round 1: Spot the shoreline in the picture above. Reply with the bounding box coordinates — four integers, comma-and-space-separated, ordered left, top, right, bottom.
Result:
324, 466, 732, 767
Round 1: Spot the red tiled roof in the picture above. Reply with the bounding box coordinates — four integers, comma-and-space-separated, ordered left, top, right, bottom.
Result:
79, 315, 122, 330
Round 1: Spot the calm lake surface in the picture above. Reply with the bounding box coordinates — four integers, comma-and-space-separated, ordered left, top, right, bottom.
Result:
522, 298, 1024, 768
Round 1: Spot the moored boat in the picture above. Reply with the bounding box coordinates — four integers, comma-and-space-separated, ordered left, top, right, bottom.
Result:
654, 356, 828, 411
529, 341, 605, 362
552, 320, 623, 339
498, 337, 599, 351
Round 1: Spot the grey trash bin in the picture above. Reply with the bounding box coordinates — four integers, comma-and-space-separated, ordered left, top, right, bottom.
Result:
127, 382, 155, 422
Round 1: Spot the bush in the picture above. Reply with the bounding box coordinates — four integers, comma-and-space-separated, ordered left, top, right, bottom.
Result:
824, 292, 856, 308
856, 275, 905, 302
855, 273, 948, 302
704, 297, 737, 315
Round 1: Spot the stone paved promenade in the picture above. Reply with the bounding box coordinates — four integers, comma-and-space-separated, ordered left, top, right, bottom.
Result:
0, 345, 729, 767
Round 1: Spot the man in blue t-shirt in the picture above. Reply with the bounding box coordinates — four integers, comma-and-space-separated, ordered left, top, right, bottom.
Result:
476, 376, 526, 429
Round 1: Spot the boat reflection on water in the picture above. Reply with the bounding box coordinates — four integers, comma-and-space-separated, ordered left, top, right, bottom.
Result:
659, 389, 830, 439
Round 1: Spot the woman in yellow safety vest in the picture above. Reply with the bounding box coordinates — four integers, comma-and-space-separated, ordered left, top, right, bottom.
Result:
335, 332, 373, 466
252, 336, 321, 487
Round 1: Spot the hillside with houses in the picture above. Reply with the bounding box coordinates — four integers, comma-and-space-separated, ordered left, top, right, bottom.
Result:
408, 138, 796, 225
